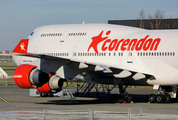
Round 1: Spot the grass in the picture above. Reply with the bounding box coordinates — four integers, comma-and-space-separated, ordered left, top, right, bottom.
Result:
6, 71, 15, 75
0, 61, 16, 75
0, 61, 16, 66
0, 78, 15, 85
1, 67, 17, 69
0, 81, 15, 85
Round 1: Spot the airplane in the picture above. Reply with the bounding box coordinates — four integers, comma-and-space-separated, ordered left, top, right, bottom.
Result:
12, 23, 178, 103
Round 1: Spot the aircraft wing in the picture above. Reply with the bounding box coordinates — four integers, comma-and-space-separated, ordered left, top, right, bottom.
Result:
15, 53, 155, 81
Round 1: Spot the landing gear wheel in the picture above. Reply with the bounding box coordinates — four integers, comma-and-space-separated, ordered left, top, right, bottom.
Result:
126, 94, 132, 103
118, 94, 124, 103
156, 94, 164, 103
149, 94, 156, 103
40, 93, 48, 97
48, 93, 54, 97
164, 93, 171, 103
110, 94, 118, 103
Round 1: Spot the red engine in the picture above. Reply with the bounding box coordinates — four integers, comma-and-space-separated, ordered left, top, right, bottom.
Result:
14, 64, 65, 93
14, 64, 49, 88
37, 75, 65, 93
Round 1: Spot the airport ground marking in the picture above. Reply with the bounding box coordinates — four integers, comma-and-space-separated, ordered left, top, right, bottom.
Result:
0, 97, 19, 108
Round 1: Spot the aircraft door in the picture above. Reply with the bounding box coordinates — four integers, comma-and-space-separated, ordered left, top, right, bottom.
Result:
123, 51, 133, 64
60, 26, 73, 42
72, 46, 78, 59
127, 51, 133, 63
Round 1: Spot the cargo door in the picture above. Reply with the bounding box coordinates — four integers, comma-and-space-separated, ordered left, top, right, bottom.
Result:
60, 26, 73, 42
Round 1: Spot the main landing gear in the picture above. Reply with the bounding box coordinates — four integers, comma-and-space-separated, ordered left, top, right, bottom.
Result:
110, 81, 132, 103
149, 86, 177, 103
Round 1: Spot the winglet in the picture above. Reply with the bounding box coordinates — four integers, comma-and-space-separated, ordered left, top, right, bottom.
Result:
12, 39, 29, 54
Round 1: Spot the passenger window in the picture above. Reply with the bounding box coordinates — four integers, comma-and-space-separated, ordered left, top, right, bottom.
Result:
162, 52, 164, 56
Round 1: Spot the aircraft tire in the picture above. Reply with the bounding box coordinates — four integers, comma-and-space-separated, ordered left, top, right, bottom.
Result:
156, 94, 164, 103
126, 94, 132, 103
164, 93, 171, 103
48, 93, 54, 97
149, 94, 156, 103
40, 93, 48, 97
118, 94, 124, 103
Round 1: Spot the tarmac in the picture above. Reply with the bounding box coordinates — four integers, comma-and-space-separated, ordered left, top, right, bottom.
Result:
0, 85, 178, 120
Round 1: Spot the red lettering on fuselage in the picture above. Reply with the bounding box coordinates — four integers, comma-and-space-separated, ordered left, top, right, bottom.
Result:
87, 30, 161, 53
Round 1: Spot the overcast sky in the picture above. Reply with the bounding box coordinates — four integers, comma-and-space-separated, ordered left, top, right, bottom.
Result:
0, 0, 178, 51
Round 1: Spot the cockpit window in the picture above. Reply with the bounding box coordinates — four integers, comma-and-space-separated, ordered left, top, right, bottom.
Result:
30, 32, 34, 36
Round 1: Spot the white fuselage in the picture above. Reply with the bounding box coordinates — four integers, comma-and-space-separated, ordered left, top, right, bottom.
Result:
13, 24, 178, 86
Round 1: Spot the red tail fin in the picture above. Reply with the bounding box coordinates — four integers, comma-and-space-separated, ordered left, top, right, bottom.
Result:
12, 39, 29, 54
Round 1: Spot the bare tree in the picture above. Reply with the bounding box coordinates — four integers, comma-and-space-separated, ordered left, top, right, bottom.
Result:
138, 9, 145, 28
165, 19, 177, 29
154, 10, 165, 29
173, 21, 176, 29
148, 14, 154, 29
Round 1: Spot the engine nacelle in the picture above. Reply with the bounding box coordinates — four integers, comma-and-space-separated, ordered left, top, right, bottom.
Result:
37, 75, 65, 93
14, 64, 49, 88
37, 82, 52, 93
